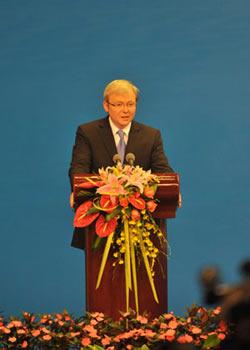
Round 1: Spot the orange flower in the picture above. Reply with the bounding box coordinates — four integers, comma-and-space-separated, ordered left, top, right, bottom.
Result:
190, 326, 202, 334
101, 335, 111, 346
90, 319, 98, 326
131, 209, 140, 220
70, 331, 80, 337
31, 329, 40, 337
143, 186, 155, 198
146, 200, 157, 212
218, 333, 226, 340
177, 334, 193, 343
81, 337, 91, 346
119, 196, 129, 207
213, 306, 222, 315
164, 313, 174, 320
168, 320, 178, 329
160, 323, 167, 329
166, 329, 176, 337
136, 315, 148, 324
22, 340, 28, 348
11, 320, 22, 328
43, 334, 52, 341
2, 327, 11, 334
8, 337, 16, 343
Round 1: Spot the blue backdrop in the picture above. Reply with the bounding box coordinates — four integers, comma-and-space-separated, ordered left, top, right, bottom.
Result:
1, 0, 250, 317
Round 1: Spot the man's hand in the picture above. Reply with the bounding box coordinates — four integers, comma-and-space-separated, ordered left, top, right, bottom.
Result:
178, 192, 182, 208
70, 192, 74, 208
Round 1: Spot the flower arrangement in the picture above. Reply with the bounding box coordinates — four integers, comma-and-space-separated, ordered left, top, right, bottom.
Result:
74, 164, 166, 314
0, 306, 228, 349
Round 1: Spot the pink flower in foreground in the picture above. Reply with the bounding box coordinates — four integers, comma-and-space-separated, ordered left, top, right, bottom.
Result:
97, 174, 127, 196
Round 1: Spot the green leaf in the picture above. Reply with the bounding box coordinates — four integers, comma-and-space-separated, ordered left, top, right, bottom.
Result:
77, 190, 95, 199
203, 334, 221, 349
105, 207, 121, 221
92, 236, 105, 250
87, 206, 100, 215
134, 346, 150, 350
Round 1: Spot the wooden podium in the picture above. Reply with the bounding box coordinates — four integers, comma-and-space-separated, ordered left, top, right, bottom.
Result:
74, 173, 180, 320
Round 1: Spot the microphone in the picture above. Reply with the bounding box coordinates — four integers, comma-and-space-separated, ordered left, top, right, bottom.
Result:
113, 154, 122, 165
125, 153, 135, 166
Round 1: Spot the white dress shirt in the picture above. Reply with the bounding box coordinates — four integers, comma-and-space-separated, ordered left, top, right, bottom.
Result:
109, 117, 131, 147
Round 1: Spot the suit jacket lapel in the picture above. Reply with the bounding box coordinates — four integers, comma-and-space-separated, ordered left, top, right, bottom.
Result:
97, 117, 117, 161
126, 120, 140, 154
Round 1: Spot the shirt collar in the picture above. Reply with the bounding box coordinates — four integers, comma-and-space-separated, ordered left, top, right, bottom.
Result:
109, 117, 132, 136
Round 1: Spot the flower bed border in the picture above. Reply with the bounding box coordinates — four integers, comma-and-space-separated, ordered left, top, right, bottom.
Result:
0, 305, 228, 349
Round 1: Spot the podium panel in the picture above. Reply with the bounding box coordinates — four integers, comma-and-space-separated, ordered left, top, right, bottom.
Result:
74, 173, 179, 319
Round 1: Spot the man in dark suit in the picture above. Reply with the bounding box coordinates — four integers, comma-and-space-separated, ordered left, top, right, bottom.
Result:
69, 79, 173, 249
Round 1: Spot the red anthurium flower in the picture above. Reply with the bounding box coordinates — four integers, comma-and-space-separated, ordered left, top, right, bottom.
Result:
95, 180, 105, 187
128, 195, 146, 210
78, 182, 97, 189
95, 215, 117, 237
146, 200, 157, 212
74, 201, 99, 227
100, 195, 118, 213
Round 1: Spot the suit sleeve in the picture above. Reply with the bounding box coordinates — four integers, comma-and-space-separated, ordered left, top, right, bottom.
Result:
150, 129, 174, 173
68, 126, 92, 190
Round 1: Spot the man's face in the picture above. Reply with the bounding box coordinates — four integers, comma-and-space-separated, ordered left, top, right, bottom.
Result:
103, 91, 137, 129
